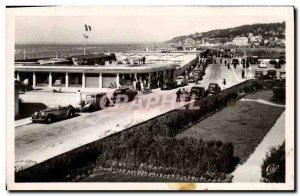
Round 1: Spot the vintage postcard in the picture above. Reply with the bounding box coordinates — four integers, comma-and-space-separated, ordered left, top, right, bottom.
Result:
6, 6, 294, 191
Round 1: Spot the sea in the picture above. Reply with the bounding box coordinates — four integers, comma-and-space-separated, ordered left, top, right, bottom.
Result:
15, 43, 166, 60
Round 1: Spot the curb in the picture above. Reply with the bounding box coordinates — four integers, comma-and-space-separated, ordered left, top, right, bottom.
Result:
15, 118, 32, 128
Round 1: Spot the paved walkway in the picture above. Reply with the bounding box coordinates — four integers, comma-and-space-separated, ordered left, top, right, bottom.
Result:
231, 111, 285, 182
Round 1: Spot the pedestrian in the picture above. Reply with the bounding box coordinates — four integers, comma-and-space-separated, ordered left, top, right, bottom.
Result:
133, 78, 137, 90
242, 70, 245, 78
76, 90, 82, 107
140, 80, 144, 93
176, 88, 182, 102
224, 60, 227, 66
222, 79, 227, 89
227, 62, 230, 69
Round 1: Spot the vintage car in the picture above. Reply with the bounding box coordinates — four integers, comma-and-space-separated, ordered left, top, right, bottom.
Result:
280, 71, 286, 80
80, 93, 110, 112
187, 76, 195, 83
111, 88, 138, 103
207, 83, 221, 95
231, 58, 239, 68
269, 59, 277, 65
254, 70, 264, 79
258, 61, 267, 68
185, 86, 206, 101
267, 70, 277, 79
175, 76, 187, 86
32, 104, 77, 123
161, 81, 177, 90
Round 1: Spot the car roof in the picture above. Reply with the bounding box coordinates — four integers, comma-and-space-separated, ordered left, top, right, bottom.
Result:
191, 86, 204, 89
83, 92, 106, 95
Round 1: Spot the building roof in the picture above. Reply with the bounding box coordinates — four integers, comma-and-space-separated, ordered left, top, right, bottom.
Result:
72, 54, 114, 60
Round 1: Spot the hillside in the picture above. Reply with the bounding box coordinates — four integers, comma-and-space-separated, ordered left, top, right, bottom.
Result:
166, 22, 285, 45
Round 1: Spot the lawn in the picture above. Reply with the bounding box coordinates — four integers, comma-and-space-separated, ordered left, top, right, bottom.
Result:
176, 91, 285, 163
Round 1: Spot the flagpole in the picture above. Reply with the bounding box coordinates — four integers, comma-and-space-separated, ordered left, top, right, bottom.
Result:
84, 37, 86, 55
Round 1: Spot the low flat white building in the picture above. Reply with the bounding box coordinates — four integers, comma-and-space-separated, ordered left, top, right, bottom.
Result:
233, 36, 249, 46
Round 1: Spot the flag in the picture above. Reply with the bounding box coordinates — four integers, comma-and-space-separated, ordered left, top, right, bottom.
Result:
85, 24, 92, 31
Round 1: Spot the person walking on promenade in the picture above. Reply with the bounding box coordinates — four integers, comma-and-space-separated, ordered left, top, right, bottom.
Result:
242, 70, 245, 79
222, 79, 227, 90
224, 60, 227, 66
176, 88, 182, 102
77, 90, 82, 107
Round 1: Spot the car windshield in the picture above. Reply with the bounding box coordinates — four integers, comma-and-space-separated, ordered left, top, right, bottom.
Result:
115, 90, 124, 94
47, 104, 60, 109
86, 95, 96, 99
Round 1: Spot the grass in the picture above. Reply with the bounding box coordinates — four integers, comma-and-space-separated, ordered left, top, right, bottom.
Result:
176, 91, 285, 163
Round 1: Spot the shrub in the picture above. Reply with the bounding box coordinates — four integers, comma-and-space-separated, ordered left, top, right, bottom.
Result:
261, 142, 285, 183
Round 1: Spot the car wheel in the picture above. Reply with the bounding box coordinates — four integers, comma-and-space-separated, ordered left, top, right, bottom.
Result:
104, 98, 110, 107
46, 116, 52, 124
89, 105, 94, 112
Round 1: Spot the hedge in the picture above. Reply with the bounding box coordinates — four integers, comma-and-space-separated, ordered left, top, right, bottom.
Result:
261, 142, 285, 183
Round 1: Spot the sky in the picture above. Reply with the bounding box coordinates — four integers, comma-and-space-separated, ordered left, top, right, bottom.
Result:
15, 15, 285, 44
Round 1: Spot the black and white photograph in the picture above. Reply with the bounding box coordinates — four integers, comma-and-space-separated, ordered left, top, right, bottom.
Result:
5, 6, 295, 191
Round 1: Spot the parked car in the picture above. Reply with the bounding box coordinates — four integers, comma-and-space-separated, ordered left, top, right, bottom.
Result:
80, 93, 110, 112
267, 70, 277, 79
111, 88, 138, 104
187, 76, 195, 83
207, 83, 221, 94
185, 86, 206, 101
176, 76, 187, 86
258, 61, 267, 68
161, 81, 177, 90
249, 56, 259, 64
258, 74, 273, 80
32, 104, 77, 123
269, 59, 277, 65
280, 71, 286, 80
232, 58, 239, 68
254, 70, 264, 78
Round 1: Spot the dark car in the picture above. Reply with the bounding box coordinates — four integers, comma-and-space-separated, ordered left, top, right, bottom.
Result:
267, 70, 277, 79
249, 56, 259, 64
269, 59, 277, 65
208, 83, 221, 94
111, 88, 138, 103
275, 59, 285, 69
32, 105, 77, 124
279, 71, 286, 80
187, 76, 195, 83
258, 74, 273, 80
232, 58, 239, 68
161, 81, 177, 90
185, 86, 206, 101
80, 93, 110, 112
254, 70, 264, 79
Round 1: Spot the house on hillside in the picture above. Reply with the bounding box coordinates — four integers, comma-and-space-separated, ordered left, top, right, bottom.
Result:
233, 36, 249, 46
